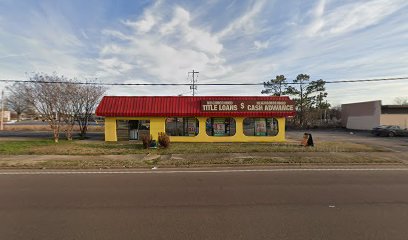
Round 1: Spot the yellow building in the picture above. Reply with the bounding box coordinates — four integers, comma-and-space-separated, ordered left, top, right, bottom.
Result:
96, 96, 296, 142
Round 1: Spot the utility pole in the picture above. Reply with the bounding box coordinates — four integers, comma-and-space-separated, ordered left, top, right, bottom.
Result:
319, 92, 323, 124
1, 89, 4, 131
278, 81, 282, 96
188, 70, 199, 96
299, 81, 303, 127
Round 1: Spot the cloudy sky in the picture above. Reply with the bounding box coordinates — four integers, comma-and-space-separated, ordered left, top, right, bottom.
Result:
0, 0, 407, 106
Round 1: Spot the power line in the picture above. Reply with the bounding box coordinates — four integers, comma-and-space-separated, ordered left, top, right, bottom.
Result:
0, 76, 407, 86
324, 76, 408, 83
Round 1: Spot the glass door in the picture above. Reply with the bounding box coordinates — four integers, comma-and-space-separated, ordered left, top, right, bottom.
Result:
129, 120, 139, 140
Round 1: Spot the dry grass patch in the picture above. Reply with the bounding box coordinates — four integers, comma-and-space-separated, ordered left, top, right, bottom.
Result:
0, 140, 387, 155
0, 154, 401, 169
154, 141, 384, 154
157, 156, 401, 167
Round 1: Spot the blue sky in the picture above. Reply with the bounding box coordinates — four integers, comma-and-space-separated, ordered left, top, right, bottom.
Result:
0, 0, 407, 106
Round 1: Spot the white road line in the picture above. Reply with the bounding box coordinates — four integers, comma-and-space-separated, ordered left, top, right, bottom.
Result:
0, 168, 408, 175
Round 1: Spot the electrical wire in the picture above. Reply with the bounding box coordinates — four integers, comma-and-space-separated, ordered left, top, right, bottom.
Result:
0, 76, 407, 86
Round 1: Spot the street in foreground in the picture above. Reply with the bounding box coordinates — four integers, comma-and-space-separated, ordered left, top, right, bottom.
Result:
1, 168, 408, 240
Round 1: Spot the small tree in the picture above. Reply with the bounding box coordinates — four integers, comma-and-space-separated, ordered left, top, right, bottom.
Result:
284, 74, 327, 127
6, 83, 31, 121
74, 81, 106, 138
23, 73, 67, 143
262, 75, 287, 96
394, 97, 408, 105
59, 82, 80, 140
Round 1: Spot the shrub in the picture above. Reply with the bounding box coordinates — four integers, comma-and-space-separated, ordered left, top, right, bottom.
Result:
141, 134, 152, 149
158, 132, 170, 148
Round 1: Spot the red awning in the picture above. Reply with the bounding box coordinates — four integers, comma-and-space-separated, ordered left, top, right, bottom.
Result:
96, 96, 296, 117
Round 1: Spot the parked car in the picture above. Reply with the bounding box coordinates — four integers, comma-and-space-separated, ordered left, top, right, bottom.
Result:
371, 125, 408, 137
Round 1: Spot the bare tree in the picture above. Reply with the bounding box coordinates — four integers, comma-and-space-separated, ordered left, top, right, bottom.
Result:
59, 82, 80, 140
23, 73, 68, 143
6, 83, 31, 121
74, 81, 106, 138
394, 97, 408, 105
21, 73, 105, 142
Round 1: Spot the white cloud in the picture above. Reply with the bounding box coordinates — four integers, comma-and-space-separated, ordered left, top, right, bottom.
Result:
0, 2, 101, 81
94, 0, 408, 103
159, 7, 190, 35
305, 0, 326, 36
80, 29, 89, 40
98, 5, 228, 83
216, 0, 267, 39
121, 0, 162, 33
253, 40, 269, 50
100, 44, 122, 55
98, 58, 133, 76
158, 7, 223, 55
102, 29, 132, 41
306, 0, 407, 37
124, 16, 155, 33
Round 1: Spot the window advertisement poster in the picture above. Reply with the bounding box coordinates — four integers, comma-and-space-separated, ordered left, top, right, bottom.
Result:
213, 118, 226, 136
255, 118, 267, 136
187, 118, 196, 136
266, 118, 274, 136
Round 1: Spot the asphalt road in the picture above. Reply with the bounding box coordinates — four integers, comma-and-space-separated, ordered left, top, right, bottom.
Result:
1, 168, 408, 240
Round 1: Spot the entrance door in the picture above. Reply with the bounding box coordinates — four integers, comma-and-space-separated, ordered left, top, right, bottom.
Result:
129, 120, 139, 140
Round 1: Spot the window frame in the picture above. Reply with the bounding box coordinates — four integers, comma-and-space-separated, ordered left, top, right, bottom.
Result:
205, 117, 236, 137
243, 118, 279, 137
165, 117, 199, 137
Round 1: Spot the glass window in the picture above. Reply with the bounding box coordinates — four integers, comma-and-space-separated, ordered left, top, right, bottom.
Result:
243, 118, 279, 136
116, 120, 129, 141
206, 118, 236, 136
117, 120, 129, 130
116, 120, 150, 140
165, 117, 199, 136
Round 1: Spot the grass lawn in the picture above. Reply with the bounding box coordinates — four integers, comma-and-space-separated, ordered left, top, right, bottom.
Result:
0, 139, 386, 155
0, 140, 57, 154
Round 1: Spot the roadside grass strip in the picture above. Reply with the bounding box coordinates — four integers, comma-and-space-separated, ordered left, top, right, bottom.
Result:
0, 140, 387, 155
0, 155, 402, 169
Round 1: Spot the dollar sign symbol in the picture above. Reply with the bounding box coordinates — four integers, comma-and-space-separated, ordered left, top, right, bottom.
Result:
241, 103, 245, 109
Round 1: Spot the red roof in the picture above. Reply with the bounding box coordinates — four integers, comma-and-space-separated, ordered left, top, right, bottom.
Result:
96, 96, 296, 117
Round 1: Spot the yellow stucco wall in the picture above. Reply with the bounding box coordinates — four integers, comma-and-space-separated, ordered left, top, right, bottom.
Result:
104, 117, 117, 141
104, 116, 286, 142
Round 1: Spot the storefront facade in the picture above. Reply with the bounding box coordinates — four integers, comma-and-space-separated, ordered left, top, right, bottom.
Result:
96, 96, 296, 142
